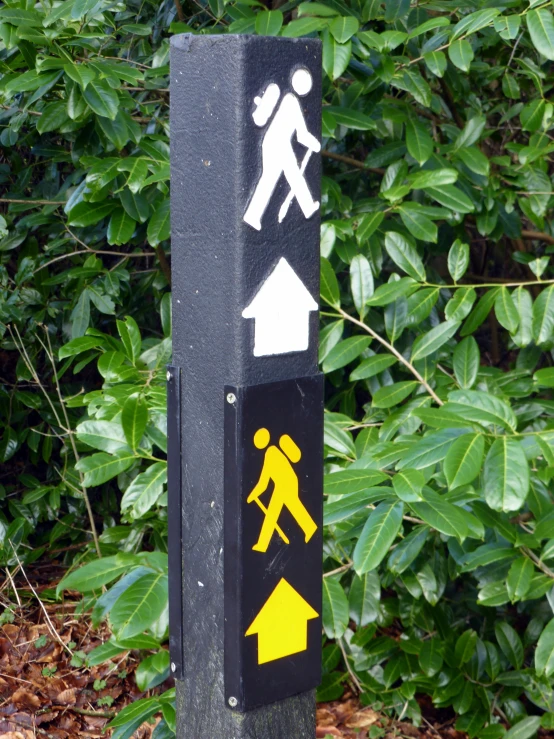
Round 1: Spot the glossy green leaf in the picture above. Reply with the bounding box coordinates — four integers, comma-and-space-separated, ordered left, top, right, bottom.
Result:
322, 336, 371, 372
495, 287, 519, 333
483, 438, 530, 512
320, 256, 340, 308
76, 420, 129, 454
76, 451, 136, 487
506, 557, 533, 602
495, 621, 523, 668
373, 381, 418, 408
406, 119, 433, 165
122, 395, 148, 450
532, 284, 554, 345
322, 577, 349, 638
255, 10, 283, 35
329, 16, 359, 42
57, 553, 139, 594
121, 462, 167, 518
527, 8, 554, 61
512, 287, 534, 347
455, 629, 477, 664
350, 353, 397, 381
147, 199, 170, 247
107, 209, 136, 246
448, 239, 470, 281
410, 489, 469, 541
445, 389, 517, 431
349, 572, 380, 626
322, 31, 351, 80
449, 39, 474, 71
536, 618, 554, 677
350, 254, 374, 316
411, 319, 460, 361
444, 433, 484, 489
353, 501, 404, 574
453, 336, 480, 389
419, 637, 443, 676
392, 468, 424, 502
384, 232, 426, 281
424, 185, 474, 213
110, 572, 168, 640
83, 79, 119, 119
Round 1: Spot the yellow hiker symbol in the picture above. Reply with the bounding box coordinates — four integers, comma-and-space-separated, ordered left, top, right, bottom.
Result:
247, 427, 317, 553
245, 578, 318, 664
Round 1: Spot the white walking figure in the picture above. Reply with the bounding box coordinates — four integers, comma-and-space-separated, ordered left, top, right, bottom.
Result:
243, 68, 321, 231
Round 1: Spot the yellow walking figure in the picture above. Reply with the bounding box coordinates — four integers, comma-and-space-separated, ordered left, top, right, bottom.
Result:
247, 427, 317, 553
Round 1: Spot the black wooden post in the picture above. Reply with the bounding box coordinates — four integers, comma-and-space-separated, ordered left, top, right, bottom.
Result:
169, 34, 322, 738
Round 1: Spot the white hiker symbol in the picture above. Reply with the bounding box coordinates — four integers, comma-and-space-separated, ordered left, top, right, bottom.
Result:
243, 68, 321, 232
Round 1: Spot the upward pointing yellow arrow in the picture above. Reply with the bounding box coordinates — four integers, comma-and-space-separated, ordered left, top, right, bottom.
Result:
245, 578, 319, 665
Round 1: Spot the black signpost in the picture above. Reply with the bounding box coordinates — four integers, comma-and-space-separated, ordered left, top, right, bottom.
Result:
169, 33, 323, 737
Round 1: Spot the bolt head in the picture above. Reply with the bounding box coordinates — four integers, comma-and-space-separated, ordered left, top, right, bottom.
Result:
228, 696, 238, 708
166, 370, 171, 382
226, 393, 236, 405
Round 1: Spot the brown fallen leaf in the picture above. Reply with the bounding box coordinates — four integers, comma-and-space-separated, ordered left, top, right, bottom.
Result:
316, 708, 336, 726
395, 721, 421, 737
54, 688, 76, 705
11, 689, 41, 711
345, 709, 380, 729
316, 728, 343, 738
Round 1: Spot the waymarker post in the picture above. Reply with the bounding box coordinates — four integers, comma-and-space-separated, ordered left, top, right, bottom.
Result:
168, 34, 323, 738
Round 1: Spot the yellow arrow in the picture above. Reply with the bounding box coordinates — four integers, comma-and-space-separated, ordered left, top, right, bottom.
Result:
245, 578, 318, 665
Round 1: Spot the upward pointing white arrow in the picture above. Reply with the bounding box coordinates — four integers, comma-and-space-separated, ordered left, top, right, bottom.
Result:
242, 258, 318, 357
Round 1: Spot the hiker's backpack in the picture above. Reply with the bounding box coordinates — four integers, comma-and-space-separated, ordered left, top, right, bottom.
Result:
252, 83, 280, 127
279, 434, 301, 463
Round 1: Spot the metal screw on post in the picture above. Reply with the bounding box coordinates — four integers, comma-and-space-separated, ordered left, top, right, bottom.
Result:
226, 393, 236, 405
167, 370, 172, 382
228, 697, 238, 708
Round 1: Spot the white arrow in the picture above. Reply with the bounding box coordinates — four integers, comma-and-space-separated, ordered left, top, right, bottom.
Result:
242, 258, 318, 357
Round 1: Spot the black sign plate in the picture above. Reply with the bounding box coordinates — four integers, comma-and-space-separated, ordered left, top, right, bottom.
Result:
224, 375, 323, 711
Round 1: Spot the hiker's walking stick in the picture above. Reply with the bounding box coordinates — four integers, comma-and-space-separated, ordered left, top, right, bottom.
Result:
250, 497, 290, 544
278, 148, 313, 223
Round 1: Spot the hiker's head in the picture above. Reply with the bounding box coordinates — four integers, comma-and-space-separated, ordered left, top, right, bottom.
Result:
292, 68, 312, 97
254, 427, 270, 449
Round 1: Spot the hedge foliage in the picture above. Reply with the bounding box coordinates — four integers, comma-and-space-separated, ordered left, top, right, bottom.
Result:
2, 0, 554, 735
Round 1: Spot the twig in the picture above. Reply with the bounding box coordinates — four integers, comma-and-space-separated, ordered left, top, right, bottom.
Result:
173, 0, 186, 21
0, 672, 34, 685
523, 547, 554, 579
155, 244, 171, 285
70, 706, 116, 718
8, 543, 74, 658
322, 150, 385, 175
422, 716, 441, 736
34, 246, 156, 275
4, 567, 21, 607
339, 638, 363, 694
336, 307, 444, 406
0, 198, 65, 205
40, 327, 101, 558
324, 562, 353, 578
521, 229, 554, 245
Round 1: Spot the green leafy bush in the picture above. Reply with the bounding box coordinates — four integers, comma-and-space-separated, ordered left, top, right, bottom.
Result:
3, 0, 554, 735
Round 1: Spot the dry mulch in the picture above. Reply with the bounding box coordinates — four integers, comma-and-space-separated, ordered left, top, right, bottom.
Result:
0, 606, 168, 738
0, 563, 550, 739
316, 694, 468, 739
0, 559, 171, 738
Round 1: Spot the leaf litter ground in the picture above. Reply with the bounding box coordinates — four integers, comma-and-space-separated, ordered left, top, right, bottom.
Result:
1, 564, 552, 738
